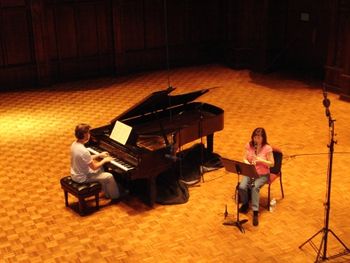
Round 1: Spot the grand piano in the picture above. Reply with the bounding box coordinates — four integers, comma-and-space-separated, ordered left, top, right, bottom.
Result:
87, 87, 224, 206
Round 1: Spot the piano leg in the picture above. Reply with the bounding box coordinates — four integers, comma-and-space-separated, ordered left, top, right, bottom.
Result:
148, 177, 157, 207
206, 134, 214, 153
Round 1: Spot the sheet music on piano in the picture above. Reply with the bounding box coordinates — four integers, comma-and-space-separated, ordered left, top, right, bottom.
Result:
110, 121, 132, 145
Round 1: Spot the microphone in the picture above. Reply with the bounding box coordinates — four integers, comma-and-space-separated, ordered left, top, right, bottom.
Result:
254, 142, 258, 155
322, 85, 331, 117
323, 92, 330, 108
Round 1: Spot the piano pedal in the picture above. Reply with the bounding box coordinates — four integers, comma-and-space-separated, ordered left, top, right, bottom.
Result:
179, 178, 200, 186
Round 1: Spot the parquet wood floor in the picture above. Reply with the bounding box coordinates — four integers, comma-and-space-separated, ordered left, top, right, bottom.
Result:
1, 64, 350, 262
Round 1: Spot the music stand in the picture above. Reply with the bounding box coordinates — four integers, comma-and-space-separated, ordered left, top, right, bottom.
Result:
221, 157, 259, 233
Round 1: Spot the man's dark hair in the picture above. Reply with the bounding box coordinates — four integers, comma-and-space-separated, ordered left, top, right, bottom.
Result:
75, 123, 91, 140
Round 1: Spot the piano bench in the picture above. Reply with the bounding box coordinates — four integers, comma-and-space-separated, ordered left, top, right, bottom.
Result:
60, 176, 102, 215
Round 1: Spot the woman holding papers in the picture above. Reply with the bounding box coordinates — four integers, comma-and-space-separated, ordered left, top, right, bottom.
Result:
238, 127, 274, 226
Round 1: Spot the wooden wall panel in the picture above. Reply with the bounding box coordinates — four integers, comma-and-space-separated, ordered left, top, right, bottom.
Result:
0, 28, 3, 66
0, 0, 25, 7
226, 0, 329, 75
46, 7, 58, 60
46, 0, 114, 81
55, 5, 77, 59
96, 2, 112, 54
325, 0, 350, 99
30, 0, 51, 85
114, 0, 226, 73
0, 2, 37, 88
166, 0, 187, 46
339, 1, 350, 98
263, 0, 288, 71
144, 0, 164, 48
225, 0, 257, 68
250, 1, 269, 71
95, 2, 114, 74
0, 0, 116, 88
120, 0, 144, 51
189, 0, 223, 43
1, 8, 32, 65
286, 0, 329, 73
76, 3, 98, 56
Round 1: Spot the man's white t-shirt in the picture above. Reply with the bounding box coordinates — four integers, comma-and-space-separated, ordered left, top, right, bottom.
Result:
70, 141, 93, 183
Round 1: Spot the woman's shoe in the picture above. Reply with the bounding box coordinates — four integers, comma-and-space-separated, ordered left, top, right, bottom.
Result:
239, 203, 249, 213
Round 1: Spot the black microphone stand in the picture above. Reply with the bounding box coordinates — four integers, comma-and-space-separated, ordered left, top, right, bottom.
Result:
198, 103, 205, 183
299, 89, 350, 262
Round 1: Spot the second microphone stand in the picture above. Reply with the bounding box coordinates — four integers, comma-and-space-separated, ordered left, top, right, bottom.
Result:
299, 92, 350, 262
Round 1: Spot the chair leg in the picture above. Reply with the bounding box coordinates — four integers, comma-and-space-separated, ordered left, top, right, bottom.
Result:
267, 184, 271, 211
78, 197, 85, 215
95, 193, 100, 209
64, 190, 69, 207
279, 173, 284, 198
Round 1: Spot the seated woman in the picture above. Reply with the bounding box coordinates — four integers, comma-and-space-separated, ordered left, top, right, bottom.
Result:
238, 127, 274, 226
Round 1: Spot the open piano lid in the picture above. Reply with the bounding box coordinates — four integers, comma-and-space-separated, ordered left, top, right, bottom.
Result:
110, 87, 209, 123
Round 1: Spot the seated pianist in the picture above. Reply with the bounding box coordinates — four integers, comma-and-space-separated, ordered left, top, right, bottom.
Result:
70, 123, 121, 201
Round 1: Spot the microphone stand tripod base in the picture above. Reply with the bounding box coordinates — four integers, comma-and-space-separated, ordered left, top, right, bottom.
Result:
223, 219, 248, 233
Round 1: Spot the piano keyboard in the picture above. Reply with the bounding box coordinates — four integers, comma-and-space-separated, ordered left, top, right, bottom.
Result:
86, 147, 135, 172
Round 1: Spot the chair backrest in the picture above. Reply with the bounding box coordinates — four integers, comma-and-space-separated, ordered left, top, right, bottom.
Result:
270, 148, 283, 175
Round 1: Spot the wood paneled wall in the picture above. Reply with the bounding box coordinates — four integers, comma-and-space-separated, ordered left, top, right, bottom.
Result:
0, 0, 36, 87
46, 0, 114, 82
324, 0, 350, 99
225, 0, 330, 75
0, 0, 341, 90
226, 0, 290, 71
113, 0, 226, 73
0, 0, 226, 89
283, 0, 330, 76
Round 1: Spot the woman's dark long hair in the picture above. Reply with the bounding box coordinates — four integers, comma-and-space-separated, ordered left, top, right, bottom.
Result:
249, 127, 268, 147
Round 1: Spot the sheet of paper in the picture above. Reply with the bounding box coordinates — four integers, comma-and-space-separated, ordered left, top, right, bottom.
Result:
110, 121, 132, 145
